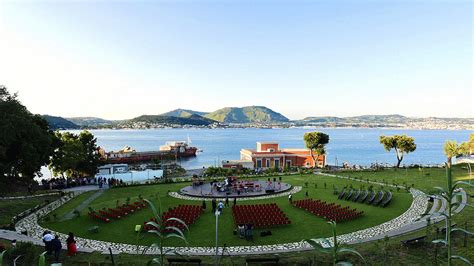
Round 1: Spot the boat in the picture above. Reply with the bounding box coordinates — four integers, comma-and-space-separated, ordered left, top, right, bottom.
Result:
159, 141, 197, 158
98, 140, 197, 164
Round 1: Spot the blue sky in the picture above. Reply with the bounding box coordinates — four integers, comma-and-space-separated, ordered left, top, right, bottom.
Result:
0, 0, 472, 119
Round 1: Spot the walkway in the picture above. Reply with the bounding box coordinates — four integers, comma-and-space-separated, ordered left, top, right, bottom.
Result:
60, 189, 105, 221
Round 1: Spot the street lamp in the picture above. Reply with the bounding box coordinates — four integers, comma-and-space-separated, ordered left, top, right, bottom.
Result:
215, 209, 221, 265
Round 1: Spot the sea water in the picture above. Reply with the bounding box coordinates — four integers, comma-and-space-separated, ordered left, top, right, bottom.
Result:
69, 128, 471, 169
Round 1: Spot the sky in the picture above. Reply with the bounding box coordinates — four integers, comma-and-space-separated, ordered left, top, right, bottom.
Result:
0, 0, 472, 120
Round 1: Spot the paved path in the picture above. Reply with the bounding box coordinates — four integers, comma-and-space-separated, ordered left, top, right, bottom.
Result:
60, 189, 105, 221
428, 198, 440, 214
62, 185, 103, 193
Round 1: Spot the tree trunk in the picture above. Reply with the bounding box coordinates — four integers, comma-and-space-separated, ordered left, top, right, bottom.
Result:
396, 158, 402, 168
309, 149, 317, 168
446, 164, 452, 266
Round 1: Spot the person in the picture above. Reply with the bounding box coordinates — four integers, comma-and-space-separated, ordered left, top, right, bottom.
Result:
233, 197, 237, 206
217, 200, 224, 213
66, 232, 77, 256
11, 239, 17, 248
305, 191, 309, 198
238, 224, 245, 239
51, 235, 62, 262
42, 230, 54, 255
202, 200, 207, 211
211, 198, 217, 213
225, 197, 229, 207
245, 224, 253, 241
288, 194, 293, 203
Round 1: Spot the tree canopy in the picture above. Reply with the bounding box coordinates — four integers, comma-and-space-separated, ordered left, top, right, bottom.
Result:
443, 140, 470, 167
304, 132, 329, 167
0, 86, 58, 183
379, 135, 416, 168
49, 130, 100, 178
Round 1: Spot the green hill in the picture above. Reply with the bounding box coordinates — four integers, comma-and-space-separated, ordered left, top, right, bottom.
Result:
67, 117, 114, 127
128, 114, 216, 126
160, 109, 208, 118
42, 115, 80, 130
204, 106, 289, 123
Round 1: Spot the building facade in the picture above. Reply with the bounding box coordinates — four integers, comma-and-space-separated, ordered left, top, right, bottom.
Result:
239, 142, 325, 169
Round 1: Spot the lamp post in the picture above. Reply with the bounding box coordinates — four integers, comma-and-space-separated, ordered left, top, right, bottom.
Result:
215, 209, 221, 265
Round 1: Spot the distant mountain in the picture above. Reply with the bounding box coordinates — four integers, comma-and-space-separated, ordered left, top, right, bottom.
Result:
127, 114, 216, 126
302, 114, 408, 124
299, 114, 474, 129
42, 115, 80, 130
67, 117, 114, 127
204, 106, 289, 123
160, 109, 208, 118
41, 111, 473, 130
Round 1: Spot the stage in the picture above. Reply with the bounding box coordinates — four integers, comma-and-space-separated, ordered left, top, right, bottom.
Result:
179, 179, 292, 199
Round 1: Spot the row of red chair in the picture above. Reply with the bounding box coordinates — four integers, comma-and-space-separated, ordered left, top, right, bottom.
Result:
293, 199, 363, 223
232, 203, 291, 228
88, 212, 110, 223
88, 200, 147, 223
143, 204, 203, 232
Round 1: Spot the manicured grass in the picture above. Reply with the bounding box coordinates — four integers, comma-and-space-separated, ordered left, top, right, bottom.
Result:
340, 165, 471, 193
4, 165, 473, 264
47, 191, 96, 220
0, 195, 60, 225
42, 174, 412, 247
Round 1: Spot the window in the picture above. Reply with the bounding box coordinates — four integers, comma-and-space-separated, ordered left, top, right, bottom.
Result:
286, 160, 292, 168
266, 159, 271, 168
268, 148, 275, 152
274, 159, 280, 169
256, 159, 262, 168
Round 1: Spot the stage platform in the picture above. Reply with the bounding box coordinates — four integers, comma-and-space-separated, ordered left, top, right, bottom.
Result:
179, 180, 292, 199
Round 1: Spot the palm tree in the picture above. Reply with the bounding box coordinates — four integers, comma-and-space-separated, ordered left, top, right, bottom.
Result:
144, 199, 189, 265
306, 221, 365, 265
430, 141, 473, 266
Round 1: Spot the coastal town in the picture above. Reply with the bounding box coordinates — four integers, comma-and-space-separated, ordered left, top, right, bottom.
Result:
44, 110, 474, 131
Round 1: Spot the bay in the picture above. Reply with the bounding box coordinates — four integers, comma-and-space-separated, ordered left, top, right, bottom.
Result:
70, 128, 472, 169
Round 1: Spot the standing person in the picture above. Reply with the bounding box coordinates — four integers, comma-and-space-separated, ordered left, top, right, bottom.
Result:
305, 191, 309, 198
211, 198, 217, 213
202, 200, 207, 211
42, 230, 54, 255
233, 197, 237, 206
245, 223, 253, 241
238, 224, 245, 239
51, 235, 62, 262
225, 197, 229, 207
66, 232, 77, 256
218, 200, 224, 213
288, 194, 293, 203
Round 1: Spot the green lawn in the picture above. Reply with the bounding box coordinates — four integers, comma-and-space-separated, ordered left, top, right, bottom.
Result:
339, 165, 471, 193
47, 190, 96, 220
0, 195, 60, 226
4, 165, 473, 265
42, 174, 412, 247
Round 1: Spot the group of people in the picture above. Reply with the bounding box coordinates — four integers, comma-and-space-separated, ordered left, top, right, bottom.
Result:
42, 231, 77, 262
237, 224, 254, 240
207, 197, 238, 214
97, 176, 123, 188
